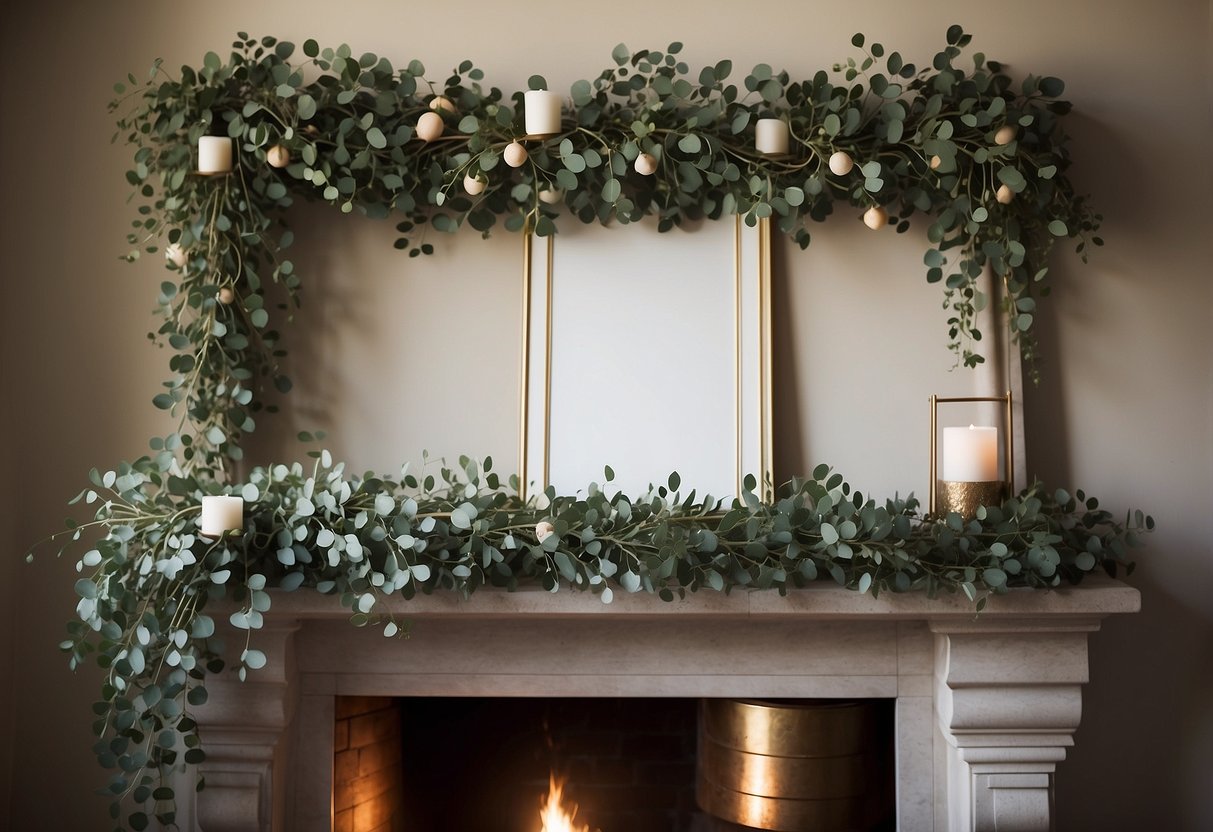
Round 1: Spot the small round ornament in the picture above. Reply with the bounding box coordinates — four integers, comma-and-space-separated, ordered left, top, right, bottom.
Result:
416, 111, 445, 142
266, 145, 290, 168
634, 152, 658, 176
828, 151, 854, 176
503, 141, 528, 168
863, 205, 888, 230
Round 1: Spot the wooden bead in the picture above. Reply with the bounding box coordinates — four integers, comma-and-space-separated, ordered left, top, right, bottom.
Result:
503, 141, 528, 168
416, 111, 444, 142
266, 145, 290, 168
863, 205, 888, 230
634, 153, 658, 176
828, 151, 854, 176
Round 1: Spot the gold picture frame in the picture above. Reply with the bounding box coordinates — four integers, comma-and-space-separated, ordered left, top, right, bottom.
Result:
518, 217, 773, 502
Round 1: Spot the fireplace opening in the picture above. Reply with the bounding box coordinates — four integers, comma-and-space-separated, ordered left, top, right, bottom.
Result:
332, 696, 895, 832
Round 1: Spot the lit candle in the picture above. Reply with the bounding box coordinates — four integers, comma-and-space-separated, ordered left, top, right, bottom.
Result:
524, 90, 562, 136
200, 495, 244, 537
198, 136, 233, 174
755, 118, 789, 155
942, 425, 998, 482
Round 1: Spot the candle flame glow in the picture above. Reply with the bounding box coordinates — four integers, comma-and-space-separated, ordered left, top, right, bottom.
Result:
538, 773, 590, 832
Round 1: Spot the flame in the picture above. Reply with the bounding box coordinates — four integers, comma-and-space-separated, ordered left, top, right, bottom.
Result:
538, 773, 590, 832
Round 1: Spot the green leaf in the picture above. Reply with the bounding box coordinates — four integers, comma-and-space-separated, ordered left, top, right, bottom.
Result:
241, 649, 267, 670
297, 94, 317, 120
982, 567, 1007, 587
677, 134, 702, 154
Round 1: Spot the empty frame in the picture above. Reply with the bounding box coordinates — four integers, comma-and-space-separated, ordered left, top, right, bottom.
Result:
520, 217, 772, 501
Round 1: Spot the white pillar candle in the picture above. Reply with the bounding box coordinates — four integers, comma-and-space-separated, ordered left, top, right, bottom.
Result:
201, 495, 244, 537
755, 118, 789, 155
942, 425, 999, 482
198, 136, 233, 174
524, 90, 562, 135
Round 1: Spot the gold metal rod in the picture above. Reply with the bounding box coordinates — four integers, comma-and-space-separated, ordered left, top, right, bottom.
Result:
518, 230, 532, 501
1005, 389, 1014, 495
759, 218, 773, 501
734, 216, 742, 498
930, 395, 1008, 404
543, 235, 554, 491
929, 395, 937, 516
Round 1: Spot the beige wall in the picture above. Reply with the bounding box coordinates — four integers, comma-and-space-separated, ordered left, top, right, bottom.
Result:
3, 0, 1210, 828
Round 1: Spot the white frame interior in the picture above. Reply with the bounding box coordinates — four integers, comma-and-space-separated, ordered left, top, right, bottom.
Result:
520, 216, 772, 501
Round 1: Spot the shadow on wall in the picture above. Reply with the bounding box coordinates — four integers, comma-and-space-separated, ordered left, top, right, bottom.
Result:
1057, 585, 1213, 830
771, 237, 806, 484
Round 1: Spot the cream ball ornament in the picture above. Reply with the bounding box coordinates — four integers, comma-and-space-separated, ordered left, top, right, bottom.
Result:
994, 125, 1016, 146
863, 205, 888, 230
634, 152, 658, 176
164, 243, 187, 269
828, 151, 854, 176
503, 141, 529, 168
416, 111, 445, 142
429, 95, 456, 114
929, 155, 942, 170
535, 520, 556, 543
266, 144, 290, 168
995, 184, 1014, 205
217, 286, 235, 305
538, 187, 563, 205
463, 174, 487, 196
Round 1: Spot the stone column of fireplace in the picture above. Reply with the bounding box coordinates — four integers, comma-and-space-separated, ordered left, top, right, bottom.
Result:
931, 617, 1100, 832
192, 618, 302, 832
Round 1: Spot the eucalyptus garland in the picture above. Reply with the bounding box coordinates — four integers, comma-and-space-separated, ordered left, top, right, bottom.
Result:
112, 26, 1100, 468
42, 451, 1148, 829
35, 25, 1132, 831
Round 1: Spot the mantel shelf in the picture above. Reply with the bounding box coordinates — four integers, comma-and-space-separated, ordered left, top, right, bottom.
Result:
260, 576, 1140, 621
190, 577, 1140, 831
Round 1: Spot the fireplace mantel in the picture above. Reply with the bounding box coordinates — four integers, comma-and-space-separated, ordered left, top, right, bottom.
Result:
186, 579, 1139, 832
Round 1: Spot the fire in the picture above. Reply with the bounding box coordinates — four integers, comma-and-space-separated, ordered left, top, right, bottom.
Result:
538, 773, 590, 832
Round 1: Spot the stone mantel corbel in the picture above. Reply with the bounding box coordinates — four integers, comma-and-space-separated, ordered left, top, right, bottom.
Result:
931, 616, 1106, 832
187, 579, 1138, 832
192, 618, 302, 832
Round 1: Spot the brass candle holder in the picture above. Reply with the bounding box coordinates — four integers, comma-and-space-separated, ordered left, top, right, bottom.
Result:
929, 392, 1014, 520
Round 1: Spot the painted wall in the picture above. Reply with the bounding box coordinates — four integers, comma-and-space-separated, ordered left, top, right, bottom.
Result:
2, 0, 1210, 829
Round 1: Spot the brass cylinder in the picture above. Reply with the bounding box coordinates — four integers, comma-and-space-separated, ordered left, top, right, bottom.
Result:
936, 479, 1006, 520
697, 699, 891, 832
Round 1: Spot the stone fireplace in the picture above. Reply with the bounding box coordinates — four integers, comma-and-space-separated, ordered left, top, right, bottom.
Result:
184, 579, 1138, 832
